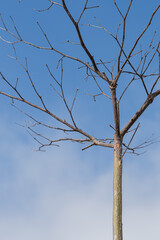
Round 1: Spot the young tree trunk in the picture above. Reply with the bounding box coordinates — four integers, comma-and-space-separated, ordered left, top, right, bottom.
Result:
113, 134, 123, 240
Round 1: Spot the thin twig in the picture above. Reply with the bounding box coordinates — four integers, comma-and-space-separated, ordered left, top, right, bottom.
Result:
122, 122, 140, 157
77, 0, 88, 24
71, 88, 79, 112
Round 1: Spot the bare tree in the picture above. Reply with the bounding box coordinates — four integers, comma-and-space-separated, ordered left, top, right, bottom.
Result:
0, 1, 160, 239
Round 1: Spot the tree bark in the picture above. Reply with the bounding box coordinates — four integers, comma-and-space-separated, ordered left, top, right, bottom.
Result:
113, 134, 123, 240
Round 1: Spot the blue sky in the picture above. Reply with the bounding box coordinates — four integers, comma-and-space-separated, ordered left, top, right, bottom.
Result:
0, 0, 160, 239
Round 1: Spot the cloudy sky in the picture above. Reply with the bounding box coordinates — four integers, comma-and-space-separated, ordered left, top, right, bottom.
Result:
0, 1, 160, 240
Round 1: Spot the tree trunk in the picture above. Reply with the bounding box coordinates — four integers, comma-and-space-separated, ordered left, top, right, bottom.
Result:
113, 134, 123, 240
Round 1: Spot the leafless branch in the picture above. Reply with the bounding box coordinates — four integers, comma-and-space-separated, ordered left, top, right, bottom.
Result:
0, 1, 159, 154
122, 122, 140, 157
150, 49, 160, 93
0, 15, 97, 75
82, 143, 95, 151
86, 4, 160, 87
134, 135, 160, 150
115, 4, 160, 83
48, 0, 63, 7
99, 59, 113, 79
117, 0, 133, 72
121, 90, 160, 137
71, 88, 79, 112
64, 40, 80, 45
59, 59, 77, 127
33, 3, 54, 12
9, 45, 48, 110
33, 0, 63, 12
114, 0, 124, 18
0, 72, 24, 100
12, 104, 75, 133
10, 16, 22, 40
77, 0, 88, 24
61, 0, 99, 72
88, 69, 112, 100
0, 81, 114, 149
85, 19, 144, 84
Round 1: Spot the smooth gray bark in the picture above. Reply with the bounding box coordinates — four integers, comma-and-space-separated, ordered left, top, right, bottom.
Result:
113, 135, 123, 240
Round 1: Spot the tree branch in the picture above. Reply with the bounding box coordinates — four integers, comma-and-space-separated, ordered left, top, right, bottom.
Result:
62, 0, 99, 72
0, 90, 114, 149
121, 90, 160, 137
